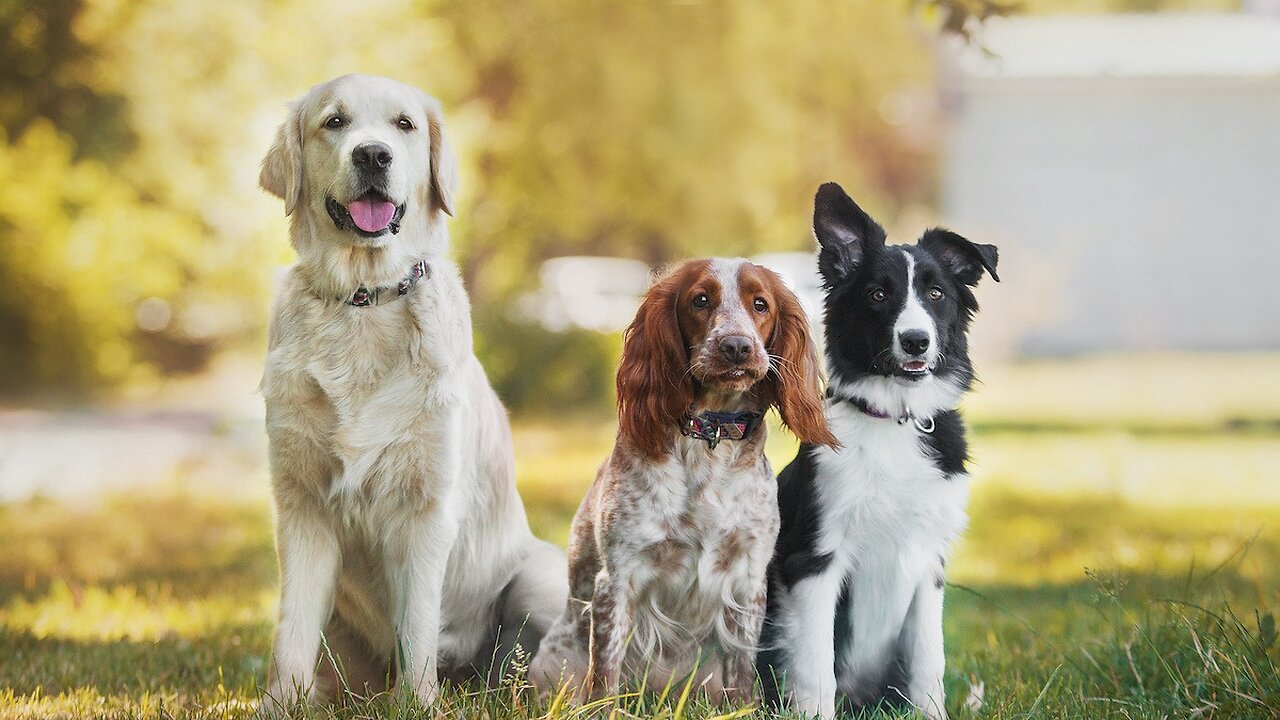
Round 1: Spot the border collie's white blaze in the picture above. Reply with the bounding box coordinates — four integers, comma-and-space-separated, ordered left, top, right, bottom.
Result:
757, 182, 999, 720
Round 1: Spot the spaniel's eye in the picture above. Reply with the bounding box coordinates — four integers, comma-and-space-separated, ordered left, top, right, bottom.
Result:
692, 293, 710, 309
396, 116, 415, 131
870, 288, 887, 303
324, 115, 345, 130
753, 298, 768, 313
928, 287, 944, 301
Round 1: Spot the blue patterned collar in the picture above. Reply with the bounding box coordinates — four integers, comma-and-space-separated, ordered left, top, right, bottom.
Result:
680, 407, 764, 449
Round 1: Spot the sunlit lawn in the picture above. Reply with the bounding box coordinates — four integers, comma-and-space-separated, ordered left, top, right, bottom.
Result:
3, 414, 1278, 718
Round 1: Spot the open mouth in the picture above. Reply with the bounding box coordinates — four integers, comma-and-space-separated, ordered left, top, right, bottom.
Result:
325, 191, 405, 237
899, 360, 931, 379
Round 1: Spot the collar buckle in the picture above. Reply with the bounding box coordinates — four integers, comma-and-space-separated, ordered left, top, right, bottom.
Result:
842, 395, 935, 433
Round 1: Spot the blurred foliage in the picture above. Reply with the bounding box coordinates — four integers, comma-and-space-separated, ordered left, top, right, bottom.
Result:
0, 0, 1240, 406
0, 0, 946, 404
474, 308, 620, 415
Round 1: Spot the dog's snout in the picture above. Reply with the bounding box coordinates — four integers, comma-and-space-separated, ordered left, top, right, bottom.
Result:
719, 336, 754, 364
898, 329, 930, 356
352, 142, 393, 170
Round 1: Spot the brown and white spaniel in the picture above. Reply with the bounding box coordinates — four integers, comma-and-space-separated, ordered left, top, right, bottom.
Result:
529, 257, 837, 703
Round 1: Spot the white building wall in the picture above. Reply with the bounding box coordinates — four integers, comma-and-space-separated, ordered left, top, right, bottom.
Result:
944, 74, 1280, 354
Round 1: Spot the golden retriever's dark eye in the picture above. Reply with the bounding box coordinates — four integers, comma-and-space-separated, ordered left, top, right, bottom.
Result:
692, 293, 709, 309
324, 115, 345, 130
396, 116, 415, 131
870, 288, 887, 303
753, 298, 768, 313
928, 287, 944, 301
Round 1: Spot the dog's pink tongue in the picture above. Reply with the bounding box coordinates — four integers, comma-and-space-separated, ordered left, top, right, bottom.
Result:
346, 198, 396, 232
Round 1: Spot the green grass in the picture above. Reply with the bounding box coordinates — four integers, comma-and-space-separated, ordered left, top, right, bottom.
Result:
2, 422, 1278, 719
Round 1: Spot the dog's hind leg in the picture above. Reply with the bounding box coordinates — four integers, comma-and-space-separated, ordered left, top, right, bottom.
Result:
487, 538, 570, 685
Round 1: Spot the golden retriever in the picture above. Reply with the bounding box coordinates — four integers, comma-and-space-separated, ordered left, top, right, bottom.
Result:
257, 74, 566, 709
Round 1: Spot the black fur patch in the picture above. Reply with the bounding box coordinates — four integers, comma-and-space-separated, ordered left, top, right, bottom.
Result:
758, 443, 832, 709
772, 445, 834, 586
918, 409, 969, 476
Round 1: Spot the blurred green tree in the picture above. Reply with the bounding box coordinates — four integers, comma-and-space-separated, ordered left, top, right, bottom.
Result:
13, 0, 1197, 409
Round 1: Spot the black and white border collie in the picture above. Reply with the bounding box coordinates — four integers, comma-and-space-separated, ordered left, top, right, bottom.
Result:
757, 182, 999, 720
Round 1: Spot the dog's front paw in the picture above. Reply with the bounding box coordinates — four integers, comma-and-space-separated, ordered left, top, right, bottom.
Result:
257, 683, 310, 719
391, 675, 439, 710
786, 686, 836, 720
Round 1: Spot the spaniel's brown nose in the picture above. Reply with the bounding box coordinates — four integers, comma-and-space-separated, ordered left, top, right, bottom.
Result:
719, 336, 753, 363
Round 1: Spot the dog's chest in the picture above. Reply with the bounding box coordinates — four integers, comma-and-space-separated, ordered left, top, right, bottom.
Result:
263, 280, 467, 508
618, 444, 777, 653
813, 405, 969, 563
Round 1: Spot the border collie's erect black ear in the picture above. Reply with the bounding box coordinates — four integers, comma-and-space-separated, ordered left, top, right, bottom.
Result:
920, 228, 1000, 286
813, 182, 886, 288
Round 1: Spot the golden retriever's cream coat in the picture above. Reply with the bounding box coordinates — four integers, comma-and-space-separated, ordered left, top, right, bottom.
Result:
258, 74, 566, 709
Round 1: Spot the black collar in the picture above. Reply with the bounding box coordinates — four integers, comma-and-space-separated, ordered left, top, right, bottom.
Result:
339, 260, 429, 307
680, 407, 764, 449
830, 391, 936, 433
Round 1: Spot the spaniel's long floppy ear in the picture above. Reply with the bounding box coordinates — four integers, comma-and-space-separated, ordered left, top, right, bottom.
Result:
259, 101, 304, 215
616, 270, 694, 461
762, 272, 838, 449
423, 96, 458, 217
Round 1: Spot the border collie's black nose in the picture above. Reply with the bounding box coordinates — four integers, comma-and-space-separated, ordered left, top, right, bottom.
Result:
353, 142, 393, 170
720, 336, 753, 363
899, 330, 930, 356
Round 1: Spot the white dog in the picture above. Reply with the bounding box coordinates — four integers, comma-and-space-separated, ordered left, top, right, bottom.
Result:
257, 74, 567, 709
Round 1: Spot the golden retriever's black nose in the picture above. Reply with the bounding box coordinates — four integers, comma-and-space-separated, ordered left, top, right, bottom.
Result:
353, 142, 393, 170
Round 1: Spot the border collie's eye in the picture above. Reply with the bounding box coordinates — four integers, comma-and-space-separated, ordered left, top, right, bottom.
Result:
324, 115, 345, 129
396, 116, 415, 131
692, 293, 710, 309
870, 289, 887, 303
929, 287, 944, 301
753, 298, 768, 313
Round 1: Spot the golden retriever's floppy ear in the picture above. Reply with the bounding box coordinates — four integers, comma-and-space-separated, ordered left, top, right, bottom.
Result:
260, 101, 304, 215
423, 97, 458, 217
761, 270, 838, 449
616, 265, 696, 461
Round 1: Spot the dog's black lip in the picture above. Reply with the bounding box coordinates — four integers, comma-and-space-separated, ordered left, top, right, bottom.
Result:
325, 192, 406, 238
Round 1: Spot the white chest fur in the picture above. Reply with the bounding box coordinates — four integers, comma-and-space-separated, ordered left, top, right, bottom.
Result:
811, 402, 969, 688
813, 404, 969, 563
